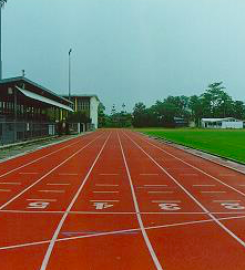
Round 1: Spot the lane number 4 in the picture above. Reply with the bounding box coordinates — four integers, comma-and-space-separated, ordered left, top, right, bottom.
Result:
159, 203, 181, 211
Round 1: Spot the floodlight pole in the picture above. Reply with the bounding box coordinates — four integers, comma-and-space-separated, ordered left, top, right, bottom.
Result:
68, 48, 72, 101
0, 0, 7, 80
0, 4, 2, 80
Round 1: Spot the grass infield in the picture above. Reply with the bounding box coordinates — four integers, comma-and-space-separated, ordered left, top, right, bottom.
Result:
137, 128, 245, 164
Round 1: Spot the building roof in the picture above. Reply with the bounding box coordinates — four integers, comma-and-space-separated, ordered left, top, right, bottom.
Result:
16, 86, 73, 112
0, 76, 73, 106
63, 94, 100, 102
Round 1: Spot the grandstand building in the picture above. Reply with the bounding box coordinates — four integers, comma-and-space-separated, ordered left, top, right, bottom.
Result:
0, 76, 73, 145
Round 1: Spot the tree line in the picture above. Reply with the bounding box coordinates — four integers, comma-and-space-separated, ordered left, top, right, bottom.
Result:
133, 82, 245, 127
99, 82, 245, 128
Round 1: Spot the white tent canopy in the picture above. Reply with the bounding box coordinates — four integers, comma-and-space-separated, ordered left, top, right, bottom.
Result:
16, 86, 73, 112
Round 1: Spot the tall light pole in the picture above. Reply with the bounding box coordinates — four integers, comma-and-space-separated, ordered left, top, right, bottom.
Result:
68, 48, 72, 100
0, 0, 8, 80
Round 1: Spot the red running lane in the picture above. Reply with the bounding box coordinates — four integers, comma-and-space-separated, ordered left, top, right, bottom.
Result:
1, 129, 245, 269
122, 130, 245, 269
0, 132, 104, 208
0, 131, 103, 176
40, 132, 159, 270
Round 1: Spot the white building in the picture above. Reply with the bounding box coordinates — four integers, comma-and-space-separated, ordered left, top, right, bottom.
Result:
63, 95, 100, 129
201, 117, 244, 129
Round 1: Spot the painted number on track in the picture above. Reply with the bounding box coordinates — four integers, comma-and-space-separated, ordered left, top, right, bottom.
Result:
221, 202, 245, 210
93, 202, 114, 210
27, 202, 50, 209
159, 203, 181, 211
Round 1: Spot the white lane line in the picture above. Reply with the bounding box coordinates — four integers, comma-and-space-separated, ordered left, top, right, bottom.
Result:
140, 173, 159, 176
0, 189, 11, 192
144, 185, 168, 187
89, 200, 119, 202
19, 172, 38, 175
179, 174, 198, 176
0, 135, 88, 179
193, 184, 216, 187
39, 190, 65, 194
58, 173, 78, 176
201, 191, 226, 194
137, 133, 245, 206
118, 133, 163, 270
40, 133, 111, 270
93, 191, 119, 194
0, 133, 104, 211
0, 182, 21, 185
148, 191, 173, 194
152, 200, 181, 203
95, 184, 119, 187
239, 185, 245, 187
126, 132, 245, 250
26, 199, 57, 202
99, 173, 119, 176
2, 214, 245, 252
46, 183, 71, 186
3, 209, 245, 215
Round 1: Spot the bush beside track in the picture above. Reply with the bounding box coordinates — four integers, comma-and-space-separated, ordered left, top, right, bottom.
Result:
136, 128, 245, 164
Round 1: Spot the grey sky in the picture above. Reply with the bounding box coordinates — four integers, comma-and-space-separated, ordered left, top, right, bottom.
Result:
3, 0, 245, 113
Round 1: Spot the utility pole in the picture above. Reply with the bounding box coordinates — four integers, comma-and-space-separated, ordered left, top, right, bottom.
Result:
0, 0, 8, 80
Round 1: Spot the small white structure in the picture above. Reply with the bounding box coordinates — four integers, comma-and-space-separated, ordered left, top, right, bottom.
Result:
63, 94, 100, 129
201, 117, 244, 129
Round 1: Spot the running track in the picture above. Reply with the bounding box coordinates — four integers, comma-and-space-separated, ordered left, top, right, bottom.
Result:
1, 130, 245, 269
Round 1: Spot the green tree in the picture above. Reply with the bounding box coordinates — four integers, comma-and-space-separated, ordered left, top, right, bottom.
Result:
132, 102, 147, 127
98, 103, 106, 128
202, 82, 225, 117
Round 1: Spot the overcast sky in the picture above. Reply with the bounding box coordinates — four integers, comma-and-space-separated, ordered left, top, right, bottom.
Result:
3, 0, 245, 112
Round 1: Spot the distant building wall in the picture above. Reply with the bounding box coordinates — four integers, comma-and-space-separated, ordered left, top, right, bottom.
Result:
222, 121, 243, 129
90, 96, 100, 129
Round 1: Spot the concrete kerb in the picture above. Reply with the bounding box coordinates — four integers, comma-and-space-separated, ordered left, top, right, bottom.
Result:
0, 132, 93, 163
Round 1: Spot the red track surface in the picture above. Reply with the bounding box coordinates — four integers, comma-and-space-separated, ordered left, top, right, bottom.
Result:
1, 130, 245, 269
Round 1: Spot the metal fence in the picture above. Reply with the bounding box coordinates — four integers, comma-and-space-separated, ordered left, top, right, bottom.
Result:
0, 122, 57, 145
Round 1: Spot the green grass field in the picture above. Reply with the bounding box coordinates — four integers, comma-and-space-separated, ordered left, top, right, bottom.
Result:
136, 128, 245, 164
